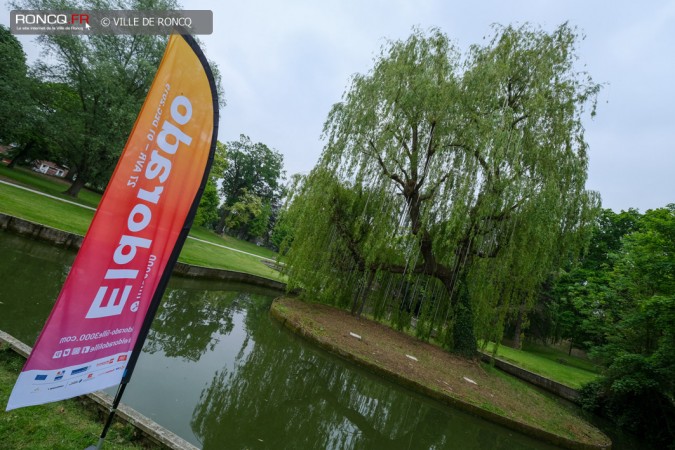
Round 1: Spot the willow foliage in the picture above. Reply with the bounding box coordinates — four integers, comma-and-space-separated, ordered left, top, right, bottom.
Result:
283, 24, 601, 355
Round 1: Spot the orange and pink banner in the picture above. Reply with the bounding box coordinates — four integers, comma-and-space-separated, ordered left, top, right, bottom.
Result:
7, 33, 218, 410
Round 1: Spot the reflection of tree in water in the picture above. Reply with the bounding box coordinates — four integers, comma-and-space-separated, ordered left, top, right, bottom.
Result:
144, 287, 244, 361
0, 233, 75, 345
191, 303, 544, 450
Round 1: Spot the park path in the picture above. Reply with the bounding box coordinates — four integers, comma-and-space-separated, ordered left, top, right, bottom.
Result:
0, 178, 276, 262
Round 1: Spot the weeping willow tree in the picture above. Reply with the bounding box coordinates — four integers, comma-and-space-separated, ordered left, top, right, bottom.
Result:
283, 24, 601, 356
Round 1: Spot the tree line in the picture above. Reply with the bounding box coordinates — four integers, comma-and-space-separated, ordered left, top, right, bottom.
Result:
559, 206, 673, 447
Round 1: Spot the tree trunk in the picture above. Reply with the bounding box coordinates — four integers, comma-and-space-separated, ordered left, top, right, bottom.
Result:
7, 141, 33, 168
512, 299, 526, 349
64, 176, 86, 197
65, 168, 76, 182
351, 270, 375, 317
357, 271, 375, 318
442, 272, 477, 357
452, 286, 478, 357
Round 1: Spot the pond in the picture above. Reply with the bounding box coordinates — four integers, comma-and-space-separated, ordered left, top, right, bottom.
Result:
0, 230, 562, 449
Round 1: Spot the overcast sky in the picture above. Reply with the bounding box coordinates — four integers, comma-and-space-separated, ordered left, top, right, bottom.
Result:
2, 1, 674, 212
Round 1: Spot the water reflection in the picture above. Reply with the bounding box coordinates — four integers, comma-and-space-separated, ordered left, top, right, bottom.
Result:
0, 232, 74, 346
188, 294, 552, 450
145, 288, 235, 361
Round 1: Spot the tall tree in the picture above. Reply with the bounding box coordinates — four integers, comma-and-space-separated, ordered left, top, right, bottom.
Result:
218, 134, 285, 240
12, 0, 180, 196
220, 134, 285, 206
0, 24, 38, 161
285, 24, 600, 356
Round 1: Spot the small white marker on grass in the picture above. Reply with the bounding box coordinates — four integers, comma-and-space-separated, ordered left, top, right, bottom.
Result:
349, 332, 362, 340
405, 354, 418, 361
463, 376, 477, 385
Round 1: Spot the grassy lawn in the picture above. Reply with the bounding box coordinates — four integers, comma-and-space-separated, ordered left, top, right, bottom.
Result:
0, 182, 95, 235
180, 237, 283, 280
0, 347, 159, 450
188, 226, 278, 260
483, 341, 600, 389
0, 165, 102, 209
0, 166, 284, 282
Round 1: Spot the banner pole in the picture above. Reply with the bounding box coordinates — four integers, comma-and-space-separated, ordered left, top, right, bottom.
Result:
88, 194, 198, 450
85, 29, 219, 450
85, 382, 127, 450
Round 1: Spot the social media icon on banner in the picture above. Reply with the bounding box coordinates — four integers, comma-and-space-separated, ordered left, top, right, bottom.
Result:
52, 350, 63, 359
63, 349, 71, 357
72, 347, 81, 355
82, 346, 90, 354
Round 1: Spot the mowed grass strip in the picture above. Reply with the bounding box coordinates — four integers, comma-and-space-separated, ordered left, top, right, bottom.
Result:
188, 227, 278, 261
0, 165, 102, 209
0, 182, 94, 236
0, 170, 284, 282
179, 238, 283, 280
483, 342, 600, 389
0, 347, 159, 450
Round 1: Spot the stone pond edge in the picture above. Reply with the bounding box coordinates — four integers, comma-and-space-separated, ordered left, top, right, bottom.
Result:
270, 298, 611, 450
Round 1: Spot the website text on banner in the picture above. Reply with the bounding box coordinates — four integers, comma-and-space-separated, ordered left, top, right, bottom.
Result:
7, 33, 217, 411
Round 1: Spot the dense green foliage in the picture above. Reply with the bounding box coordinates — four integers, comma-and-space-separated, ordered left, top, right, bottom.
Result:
523, 209, 641, 349
577, 205, 675, 448
0, 25, 52, 168
282, 24, 600, 356
521, 205, 674, 447
8, 0, 219, 197
195, 141, 227, 228
218, 134, 285, 243
0, 25, 32, 149
29, 0, 177, 196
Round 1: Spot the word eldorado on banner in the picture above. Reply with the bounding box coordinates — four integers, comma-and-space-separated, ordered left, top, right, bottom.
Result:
7, 33, 218, 410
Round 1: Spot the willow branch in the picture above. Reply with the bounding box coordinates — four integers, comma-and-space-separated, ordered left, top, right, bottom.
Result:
369, 140, 406, 189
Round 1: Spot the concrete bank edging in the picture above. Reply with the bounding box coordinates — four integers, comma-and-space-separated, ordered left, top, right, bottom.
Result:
0, 330, 198, 450
479, 352, 581, 404
0, 213, 286, 291
270, 300, 611, 450
172, 262, 286, 291
0, 213, 83, 249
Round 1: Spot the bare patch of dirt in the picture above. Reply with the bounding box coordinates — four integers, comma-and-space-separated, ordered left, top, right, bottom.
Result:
271, 297, 611, 450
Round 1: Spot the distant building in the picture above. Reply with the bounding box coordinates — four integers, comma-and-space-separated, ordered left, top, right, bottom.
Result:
32, 160, 69, 178
0, 145, 13, 164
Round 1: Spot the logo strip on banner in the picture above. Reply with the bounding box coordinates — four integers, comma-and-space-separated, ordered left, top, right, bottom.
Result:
7, 31, 219, 411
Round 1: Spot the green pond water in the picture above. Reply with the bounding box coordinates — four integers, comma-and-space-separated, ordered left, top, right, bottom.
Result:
0, 230, 590, 449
